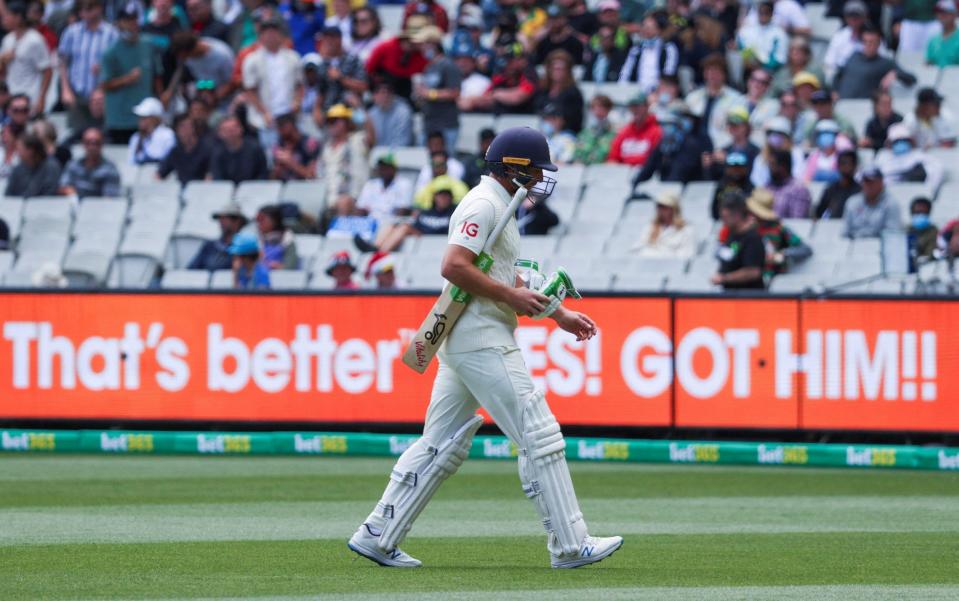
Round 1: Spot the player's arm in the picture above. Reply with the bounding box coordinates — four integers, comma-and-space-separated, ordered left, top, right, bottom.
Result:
441, 245, 548, 317
551, 305, 597, 342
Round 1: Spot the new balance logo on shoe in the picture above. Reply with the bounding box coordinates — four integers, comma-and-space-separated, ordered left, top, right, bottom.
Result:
389, 549, 402, 560
581, 546, 594, 557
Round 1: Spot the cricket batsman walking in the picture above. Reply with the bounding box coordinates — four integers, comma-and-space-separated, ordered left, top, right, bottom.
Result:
348, 127, 623, 568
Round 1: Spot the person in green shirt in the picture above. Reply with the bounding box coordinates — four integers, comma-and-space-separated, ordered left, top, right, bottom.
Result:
574, 94, 616, 165
926, 0, 959, 67
100, 8, 162, 143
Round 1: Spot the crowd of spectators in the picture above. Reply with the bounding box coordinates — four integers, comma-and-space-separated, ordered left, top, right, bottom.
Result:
1, 0, 959, 291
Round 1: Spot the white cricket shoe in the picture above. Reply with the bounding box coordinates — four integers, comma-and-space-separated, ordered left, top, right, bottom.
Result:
551, 535, 624, 569
348, 524, 422, 568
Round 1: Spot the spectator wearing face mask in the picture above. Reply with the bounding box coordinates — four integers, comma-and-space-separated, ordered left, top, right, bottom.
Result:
862, 90, 903, 152
907, 196, 938, 265
802, 119, 854, 185
816, 150, 861, 219
751, 116, 805, 188
634, 103, 712, 184
874, 123, 944, 191
803, 89, 858, 150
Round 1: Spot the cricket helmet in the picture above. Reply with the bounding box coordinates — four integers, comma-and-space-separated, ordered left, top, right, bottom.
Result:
485, 126, 558, 200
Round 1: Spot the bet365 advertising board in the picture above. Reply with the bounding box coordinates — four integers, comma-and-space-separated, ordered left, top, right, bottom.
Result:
0, 293, 956, 432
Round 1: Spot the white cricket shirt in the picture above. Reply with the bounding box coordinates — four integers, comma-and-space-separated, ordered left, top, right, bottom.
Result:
442, 175, 520, 353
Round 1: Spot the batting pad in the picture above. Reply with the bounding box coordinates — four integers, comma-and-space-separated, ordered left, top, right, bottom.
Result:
519, 390, 588, 556
377, 414, 484, 551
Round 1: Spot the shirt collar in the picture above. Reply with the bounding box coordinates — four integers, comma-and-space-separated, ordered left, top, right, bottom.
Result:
481, 175, 512, 206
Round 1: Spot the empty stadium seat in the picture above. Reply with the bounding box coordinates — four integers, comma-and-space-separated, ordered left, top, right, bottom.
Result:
0, 197, 23, 241
161, 270, 211, 289
456, 114, 496, 154
128, 181, 181, 203
293, 234, 322, 270
370, 146, 428, 170
209, 270, 234, 289
62, 249, 112, 287
236, 180, 283, 217
282, 180, 327, 218
768, 273, 825, 293
269, 270, 308, 290
495, 114, 536, 131
183, 181, 235, 212
611, 272, 665, 292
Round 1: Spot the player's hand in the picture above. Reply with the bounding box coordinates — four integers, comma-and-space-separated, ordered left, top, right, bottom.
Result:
553, 308, 597, 341
508, 287, 548, 317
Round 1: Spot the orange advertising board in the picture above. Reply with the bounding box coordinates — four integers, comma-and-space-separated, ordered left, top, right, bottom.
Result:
673, 298, 800, 429
800, 300, 959, 432
0, 293, 672, 427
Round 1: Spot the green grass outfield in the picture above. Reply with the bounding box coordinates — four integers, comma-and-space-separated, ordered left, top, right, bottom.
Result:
2, 455, 958, 601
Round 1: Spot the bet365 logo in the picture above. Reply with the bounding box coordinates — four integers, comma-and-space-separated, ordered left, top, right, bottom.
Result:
424, 313, 447, 344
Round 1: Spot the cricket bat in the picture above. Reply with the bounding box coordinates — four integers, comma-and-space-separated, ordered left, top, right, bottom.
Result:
401, 184, 529, 373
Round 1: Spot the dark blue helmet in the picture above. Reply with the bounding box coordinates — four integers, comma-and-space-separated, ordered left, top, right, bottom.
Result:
485, 126, 558, 200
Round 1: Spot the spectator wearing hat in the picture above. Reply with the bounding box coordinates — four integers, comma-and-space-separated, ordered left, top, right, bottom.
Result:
816, 149, 861, 219
189, 200, 248, 270
0, 1, 52, 116
742, 69, 779, 130
229, 231, 271, 290
242, 16, 303, 135
770, 38, 824, 98
824, 1, 889, 83
742, 0, 810, 37
575, 94, 617, 165
685, 53, 744, 149
843, 166, 903, 239
356, 153, 414, 229
5, 133, 60, 197
170, 31, 235, 103
737, 1, 787, 72
534, 49, 584, 133
711, 192, 766, 290
326, 250, 358, 290
349, 7, 386, 63
711, 151, 754, 220
453, 40, 491, 111
413, 26, 462, 150
608, 93, 662, 167
704, 106, 760, 180
211, 114, 269, 183
632, 192, 696, 259
533, 5, 584, 65
904, 87, 958, 150
271, 113, 320, 181
908, 196, 939, 263
927, 0, 959, 67
449, 4, 493, 71
366, 16, 430, 102
875, 123, 944, 191
539, 103, 577, 165
862, 90, 904, 152
791, 70, 821, 113
741, 188, 812, 281
309, 26, 368, 119
127, 98, 176, 165
366, 252, 399, 289
368, 80, 414, 148
835, 25, 916, 100
101, 9, 161, 145
320, 103, 368, 199
58, 0, 118, 133
899, 0, 940, 54
186, 0, 231, 45
636, 103, 711, 184
751, 116, 805, 187
617, 10, 678, 94
768, 148, 811, 218
413, 163, 468, 209
802, 89, 858, 150
157, 113, 213, 184
277, 0, 325, 56
255, 204, 299, 270
583, 23, 630, 83
802, 119, 853, 184
59, 127, 121, 199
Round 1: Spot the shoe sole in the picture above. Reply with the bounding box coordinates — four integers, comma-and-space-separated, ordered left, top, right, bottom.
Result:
551, 539, 624, 569
347, 541, 421, 568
